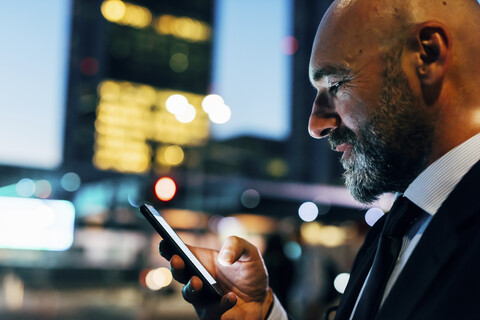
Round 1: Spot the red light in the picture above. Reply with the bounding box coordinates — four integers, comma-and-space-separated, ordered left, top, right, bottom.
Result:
280, 36, 299, 55
80, 57, 99, 75
155, 177, 177, 201
139, 268, 150, 287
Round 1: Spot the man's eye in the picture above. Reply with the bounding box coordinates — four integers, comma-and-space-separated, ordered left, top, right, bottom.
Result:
329, 82, 343, 95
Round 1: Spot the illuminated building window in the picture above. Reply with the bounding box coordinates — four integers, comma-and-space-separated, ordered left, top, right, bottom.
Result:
101, 0, 211, 42
93, 80, 210, 174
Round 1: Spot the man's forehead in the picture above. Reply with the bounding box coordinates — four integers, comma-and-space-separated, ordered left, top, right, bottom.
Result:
309, 15, 361, 80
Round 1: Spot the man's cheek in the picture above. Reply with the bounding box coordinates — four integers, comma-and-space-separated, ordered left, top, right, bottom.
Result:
335, 96, 369, 130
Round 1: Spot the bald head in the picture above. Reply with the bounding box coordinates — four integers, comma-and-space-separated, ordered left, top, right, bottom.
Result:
308, 0, 480, 202
310, 0, 480, 152
325, 0, 480, 25
315, 0, 480, 55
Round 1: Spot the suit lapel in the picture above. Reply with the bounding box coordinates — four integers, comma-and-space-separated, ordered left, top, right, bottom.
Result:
335, 216, 386, 319
335, 243, 376, 319
377, 161, 480, 319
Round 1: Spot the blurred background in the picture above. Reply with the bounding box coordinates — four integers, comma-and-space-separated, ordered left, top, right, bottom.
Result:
0, 0, 397, 319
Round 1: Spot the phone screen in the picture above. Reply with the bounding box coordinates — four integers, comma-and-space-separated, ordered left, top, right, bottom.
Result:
140, 204, 223, 298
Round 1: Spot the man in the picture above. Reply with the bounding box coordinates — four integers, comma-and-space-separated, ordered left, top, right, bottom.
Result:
160, 0, 480, 318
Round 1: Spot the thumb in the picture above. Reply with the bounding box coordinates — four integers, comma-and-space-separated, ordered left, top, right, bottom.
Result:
218, 236, 260, 266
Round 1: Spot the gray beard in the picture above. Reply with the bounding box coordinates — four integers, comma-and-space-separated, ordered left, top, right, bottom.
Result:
329, 50, 434, 204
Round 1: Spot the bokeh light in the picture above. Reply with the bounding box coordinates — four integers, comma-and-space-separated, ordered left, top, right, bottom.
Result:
174, 104, 196, 123
101, 0, 126, 22
16, 178, 36, 197
165, 94, 188, 115
365, 207, 384, 226
298, 201, 318, 222
300, 222, 348, 247
169, 53, 189, 72
160, 145, 185, 166
34, 180, 52, 199
145, 267, 173, 291
3, 273, 24, 310
127, 194, 141, 208
217, 217, 245, 240
266, 158, 288, 178
240, 189, 260, 209
60, 172, 82, 192
101, 0, 151, 28
201, 94, 224, 114
80, 57, 99, 75
280, 35, 299, 55
207, 215, 223, 234
334, 273, 350, 294
154, 14, 211, 42
201, 94, 231, 124
154, 177, 176, 201
284, 241, 302, 260
208, 104, 231, 124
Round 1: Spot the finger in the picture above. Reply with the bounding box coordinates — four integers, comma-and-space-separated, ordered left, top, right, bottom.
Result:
219, 292, 237, 314
218, 236, 261, 266
159, 240, 174, 260
181, 276, 204, 304
182, 277, 237, 314
202, 292, 237, 319
170, 254, 190, 284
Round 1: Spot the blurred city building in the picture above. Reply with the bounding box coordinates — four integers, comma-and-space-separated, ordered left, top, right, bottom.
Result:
0, 0, 395, 319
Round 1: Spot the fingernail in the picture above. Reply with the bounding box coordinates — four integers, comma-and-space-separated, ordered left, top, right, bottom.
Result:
219, 250, 234, 265
227, 292, 236, 304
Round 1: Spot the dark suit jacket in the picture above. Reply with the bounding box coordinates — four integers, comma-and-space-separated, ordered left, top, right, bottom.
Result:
334, 160, 480, 320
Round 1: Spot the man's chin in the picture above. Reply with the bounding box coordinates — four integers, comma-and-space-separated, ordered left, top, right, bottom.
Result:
349, 187, 380, 205
344, 171, 381, 205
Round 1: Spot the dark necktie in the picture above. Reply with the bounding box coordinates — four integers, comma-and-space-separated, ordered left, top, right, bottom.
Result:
352, 196, 423, 320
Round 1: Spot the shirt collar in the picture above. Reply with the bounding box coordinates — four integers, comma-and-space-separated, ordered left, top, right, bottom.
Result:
403, 133, 480, 215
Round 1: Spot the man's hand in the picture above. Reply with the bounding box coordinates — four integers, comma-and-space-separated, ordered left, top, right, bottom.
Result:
159, 236, 273, 320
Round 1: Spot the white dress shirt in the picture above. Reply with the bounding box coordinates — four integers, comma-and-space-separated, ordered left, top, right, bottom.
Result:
269, 132, 480, 320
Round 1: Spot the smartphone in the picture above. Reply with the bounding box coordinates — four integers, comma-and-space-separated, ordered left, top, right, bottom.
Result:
139, 203, 224, 299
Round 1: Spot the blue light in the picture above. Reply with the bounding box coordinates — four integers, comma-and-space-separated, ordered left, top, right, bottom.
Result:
284, 241, 302, 260
0, 197, 75, 251
60, 172, 82, 192
15, 178, 36, 197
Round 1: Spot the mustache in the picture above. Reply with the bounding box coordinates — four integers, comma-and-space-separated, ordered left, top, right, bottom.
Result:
328, 126, 357, 150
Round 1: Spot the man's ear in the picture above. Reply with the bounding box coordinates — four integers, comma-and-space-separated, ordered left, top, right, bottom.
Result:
414, 22, 451, 86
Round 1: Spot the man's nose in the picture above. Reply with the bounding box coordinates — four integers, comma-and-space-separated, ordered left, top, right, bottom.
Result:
308, 92, 340, 139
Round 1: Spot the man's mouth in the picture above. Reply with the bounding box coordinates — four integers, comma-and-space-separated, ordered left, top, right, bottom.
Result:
335, 143, 353, 160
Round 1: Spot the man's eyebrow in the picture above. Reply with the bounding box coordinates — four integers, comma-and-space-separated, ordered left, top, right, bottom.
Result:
310, 65, 351, 82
